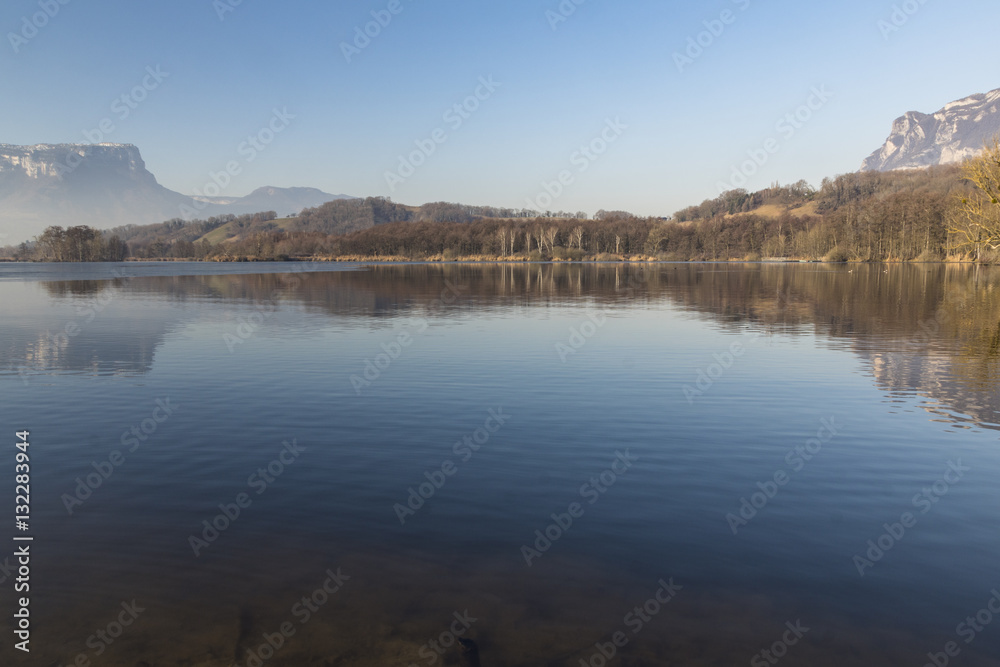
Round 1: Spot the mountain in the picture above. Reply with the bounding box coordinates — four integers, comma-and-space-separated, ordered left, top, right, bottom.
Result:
0, 143, 191, 243
0, 143, 351, 243
214, 186, 352, 218
861, 88, 1000, 171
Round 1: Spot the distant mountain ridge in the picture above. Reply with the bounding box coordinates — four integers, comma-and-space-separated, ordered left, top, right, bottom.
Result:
0, 143, 353, 243
862, 88, 1000, 171
223, 186, 347, 217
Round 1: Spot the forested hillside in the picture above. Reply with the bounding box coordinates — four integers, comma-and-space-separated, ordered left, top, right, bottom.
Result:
1, 163, 985, 262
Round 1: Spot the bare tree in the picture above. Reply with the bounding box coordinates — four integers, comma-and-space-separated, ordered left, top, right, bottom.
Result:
533, 226, 546, 254
496, 227, 509, 257
949, 136, 1000, 260
543, 226, 558, 252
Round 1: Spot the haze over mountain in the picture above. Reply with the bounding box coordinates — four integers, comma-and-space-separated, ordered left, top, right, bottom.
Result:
0, 143, 352, 243
862, 88, 1000, 172
6, 85, 1000, 248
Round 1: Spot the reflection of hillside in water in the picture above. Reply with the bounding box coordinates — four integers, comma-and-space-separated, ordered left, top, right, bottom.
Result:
5, 263, 1000, 428
865, 350, 1000, 430
2, 279, 168, 379
656, 263, 1000, 431
860, 270, 1000, 431
4, 324, 160, 379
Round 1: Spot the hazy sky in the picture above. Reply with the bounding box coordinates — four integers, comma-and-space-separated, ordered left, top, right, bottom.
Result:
1, 0, 996, 217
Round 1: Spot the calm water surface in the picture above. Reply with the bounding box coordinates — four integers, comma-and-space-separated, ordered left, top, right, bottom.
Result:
1, 262, 999, 666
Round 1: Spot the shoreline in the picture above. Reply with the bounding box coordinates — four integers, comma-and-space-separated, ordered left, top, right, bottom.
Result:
0, 256, 992, 265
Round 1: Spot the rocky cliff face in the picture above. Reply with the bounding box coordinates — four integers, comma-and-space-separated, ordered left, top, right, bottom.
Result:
0, 143, 154, 182
0, 143, 192, 242
862, 88, 1000, 171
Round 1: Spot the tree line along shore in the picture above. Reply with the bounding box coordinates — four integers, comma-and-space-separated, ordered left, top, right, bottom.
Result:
6, 140, 1000, 264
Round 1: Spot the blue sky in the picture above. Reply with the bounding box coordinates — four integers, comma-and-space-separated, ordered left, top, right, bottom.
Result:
1, 0, 996, 217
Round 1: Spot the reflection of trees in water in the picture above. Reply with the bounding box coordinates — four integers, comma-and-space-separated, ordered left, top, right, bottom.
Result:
42, 278, 128, 297
321, 263, 1000, 429
12, 264, 1000, 425
935, 268, 1000, 387
28, 262, 1000, 346
649, 263, 1000, 429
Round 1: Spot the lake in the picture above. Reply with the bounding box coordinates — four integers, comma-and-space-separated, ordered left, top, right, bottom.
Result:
2, 261, 999, 666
